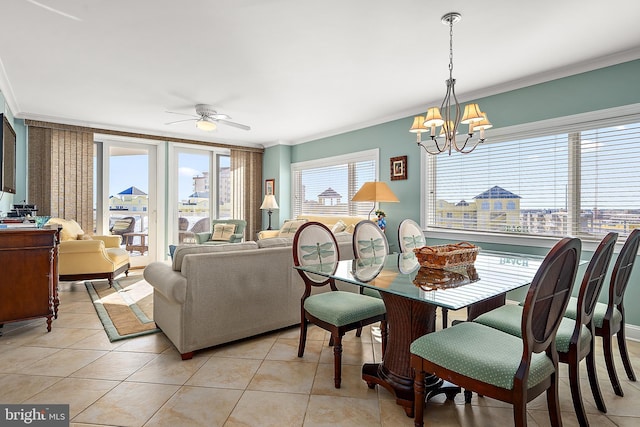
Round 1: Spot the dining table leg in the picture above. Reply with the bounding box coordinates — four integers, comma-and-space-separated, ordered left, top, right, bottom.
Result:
362, 292, 460, 417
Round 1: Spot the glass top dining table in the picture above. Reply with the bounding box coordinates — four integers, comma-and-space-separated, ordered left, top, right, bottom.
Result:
294, 249, 548, 417
297, 250, 544, 310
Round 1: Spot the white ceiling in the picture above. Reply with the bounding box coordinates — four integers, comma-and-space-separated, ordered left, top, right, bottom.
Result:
1, 0, 639, 149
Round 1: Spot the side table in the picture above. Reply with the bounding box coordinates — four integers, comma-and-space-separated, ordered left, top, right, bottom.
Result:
123, 232, 148, 254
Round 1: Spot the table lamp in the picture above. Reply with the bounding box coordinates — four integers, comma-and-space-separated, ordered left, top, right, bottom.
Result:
260, 194, 279, 230
351, 181, 399, 219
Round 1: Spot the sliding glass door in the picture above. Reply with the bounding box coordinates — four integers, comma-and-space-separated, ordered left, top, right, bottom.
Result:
94, 137, 160, 268
170, 145, 230, 245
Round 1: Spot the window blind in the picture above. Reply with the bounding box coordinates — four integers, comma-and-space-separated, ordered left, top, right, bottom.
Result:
426, 120, 640, 243
292, 151, 377, 218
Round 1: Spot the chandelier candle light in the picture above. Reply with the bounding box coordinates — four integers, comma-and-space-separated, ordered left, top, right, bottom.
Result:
409, 12, 492, 155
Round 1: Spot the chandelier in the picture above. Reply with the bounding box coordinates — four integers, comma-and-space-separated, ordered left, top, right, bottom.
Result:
409, 12, 492, 155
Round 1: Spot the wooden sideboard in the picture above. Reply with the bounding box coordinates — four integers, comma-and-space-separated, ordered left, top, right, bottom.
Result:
0, 226, 60, 333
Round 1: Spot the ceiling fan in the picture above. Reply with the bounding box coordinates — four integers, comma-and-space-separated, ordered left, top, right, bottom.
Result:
165, 104, 251, 131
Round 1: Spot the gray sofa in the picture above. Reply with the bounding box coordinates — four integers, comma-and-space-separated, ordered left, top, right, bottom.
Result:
143, 234, 355, 359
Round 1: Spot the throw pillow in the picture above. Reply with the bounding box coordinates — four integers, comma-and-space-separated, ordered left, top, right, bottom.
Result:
210, 223, 237, 241
345, 223, 356, 234
331, 219, 347, 233
278, 219, 307, 238
48, 218, 85, 241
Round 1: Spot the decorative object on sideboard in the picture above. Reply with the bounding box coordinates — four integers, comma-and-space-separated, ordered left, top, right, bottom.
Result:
409, 12, 492, 155
390, 156, 407, 180
352, 181, 399, 220
260, 194, 279, 230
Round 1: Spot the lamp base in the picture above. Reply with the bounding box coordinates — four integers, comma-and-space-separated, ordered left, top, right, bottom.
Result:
267, 210, 273, 230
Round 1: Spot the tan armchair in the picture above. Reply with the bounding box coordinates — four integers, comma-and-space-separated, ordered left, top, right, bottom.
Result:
48, 218, 130, 286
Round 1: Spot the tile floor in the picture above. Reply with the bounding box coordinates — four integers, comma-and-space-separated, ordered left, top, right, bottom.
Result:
1, 272, 640, 426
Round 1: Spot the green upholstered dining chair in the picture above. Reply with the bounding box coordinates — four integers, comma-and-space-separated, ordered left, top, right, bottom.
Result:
397, 218, 425, 252
564, 228, 640, 398
294, 221, 387, 388
474, 232, 618, 426
410, 237, 581, 427
352, 220, 389, 354
353, 220, 388, 299
397, 218, 458, 329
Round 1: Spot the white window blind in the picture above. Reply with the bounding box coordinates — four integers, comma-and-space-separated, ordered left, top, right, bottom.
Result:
292, 150, 377, 218
426, 119, 640, 243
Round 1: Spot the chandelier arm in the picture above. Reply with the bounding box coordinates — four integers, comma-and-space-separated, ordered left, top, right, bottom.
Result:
417, 141, 447, 155
455, 134, 484, 154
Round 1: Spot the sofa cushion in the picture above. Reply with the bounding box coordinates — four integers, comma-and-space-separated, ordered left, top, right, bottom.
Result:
257, 237, 293, 249
210, 223, 237, 241
333, 232, 353, 243
278, 220, 307, 238
172, 241, 259, 271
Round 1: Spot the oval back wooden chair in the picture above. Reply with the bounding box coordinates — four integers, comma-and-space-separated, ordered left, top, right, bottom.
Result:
474, 232, 618, 426
565, 228, 640, 397
410, 237, 581, 427
352, 220, 389, 353
397, 219, 425, 252
293, 221, 387, 388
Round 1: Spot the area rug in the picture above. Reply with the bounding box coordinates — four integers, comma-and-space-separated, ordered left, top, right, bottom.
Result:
85, 275, 160, 342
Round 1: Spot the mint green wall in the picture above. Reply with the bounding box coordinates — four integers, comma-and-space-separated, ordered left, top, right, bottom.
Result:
261, 145, 291, 229
0, 92, 27, 213
263, 59, 640, 326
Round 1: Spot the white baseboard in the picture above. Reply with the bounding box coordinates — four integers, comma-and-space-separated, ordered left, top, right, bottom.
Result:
625, 324, 640, 342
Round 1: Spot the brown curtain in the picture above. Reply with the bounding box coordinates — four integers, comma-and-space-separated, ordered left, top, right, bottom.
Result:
231, 148, 263, 241
28, 126, 94, 233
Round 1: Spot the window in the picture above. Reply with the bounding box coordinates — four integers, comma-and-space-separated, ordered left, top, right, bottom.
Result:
292, 149, 378, 218
424, 111, 640, 243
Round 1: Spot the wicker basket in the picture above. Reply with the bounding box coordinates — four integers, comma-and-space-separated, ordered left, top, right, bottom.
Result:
413, 265, 479, 290
413, 242, 480, 269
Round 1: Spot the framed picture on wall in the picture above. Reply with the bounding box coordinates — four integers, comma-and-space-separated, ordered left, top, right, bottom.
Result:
265, 178, 275, 195
390, 156, 407, 181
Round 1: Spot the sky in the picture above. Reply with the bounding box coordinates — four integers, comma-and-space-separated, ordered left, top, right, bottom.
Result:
108, 152, 230, 201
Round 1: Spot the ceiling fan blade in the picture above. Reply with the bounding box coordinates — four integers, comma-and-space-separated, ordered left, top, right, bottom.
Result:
210, 113, 231, 120
165, 118, 197, 125
218, 119, 251, 131
166, 111, 199, 118
26, 0, 82, 21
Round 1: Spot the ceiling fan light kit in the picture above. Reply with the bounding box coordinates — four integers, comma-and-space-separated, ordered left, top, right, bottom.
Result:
196, 117, 217, 131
